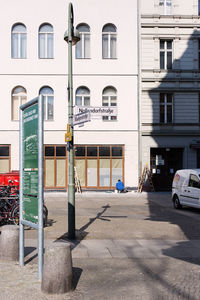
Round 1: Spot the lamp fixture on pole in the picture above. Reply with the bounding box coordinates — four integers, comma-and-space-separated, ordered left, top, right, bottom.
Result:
64, 2, 80, 239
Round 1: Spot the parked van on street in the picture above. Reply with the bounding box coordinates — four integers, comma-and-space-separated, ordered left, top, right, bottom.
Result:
172, 169, 200, 209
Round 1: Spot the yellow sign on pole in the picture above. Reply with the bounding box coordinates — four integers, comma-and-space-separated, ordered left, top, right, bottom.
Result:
65, 124, 72, 142
65, 132, 72, 142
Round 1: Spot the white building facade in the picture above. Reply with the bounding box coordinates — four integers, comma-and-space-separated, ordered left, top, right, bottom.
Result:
141, 0, 200, 190
0, 0, 139, 190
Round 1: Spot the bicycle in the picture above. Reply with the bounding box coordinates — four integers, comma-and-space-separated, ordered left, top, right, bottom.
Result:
0, 181, 48, 226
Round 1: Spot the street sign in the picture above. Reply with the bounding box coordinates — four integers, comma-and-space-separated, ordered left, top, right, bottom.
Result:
73, 111, 91, 126
74, 106, 117, 118
65, 132, 72, 142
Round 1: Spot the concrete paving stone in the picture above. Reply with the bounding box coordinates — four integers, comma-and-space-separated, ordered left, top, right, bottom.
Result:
113, 239, 157, 258
81, 240, 112, 258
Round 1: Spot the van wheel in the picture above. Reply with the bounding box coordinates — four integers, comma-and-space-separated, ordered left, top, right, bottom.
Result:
173, 196, 182, 209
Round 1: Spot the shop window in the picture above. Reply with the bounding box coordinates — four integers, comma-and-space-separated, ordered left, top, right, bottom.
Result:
99, 146, 110, 156
87, 159, 97, 186
44, 145, 67, 188
112, 158, 123, 186
75, 146, 85, 157
0, 146, 10, 173
87, 147, 97, 157
75, 159, 85, 186
56, 147, 66, 156
112, 146, 122, 156
75, 145, 124, 188
45, 146, 54, 156
100, 159, 110, 187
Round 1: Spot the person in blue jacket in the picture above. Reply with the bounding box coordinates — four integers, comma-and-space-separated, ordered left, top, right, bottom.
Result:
116, 179, 125, 193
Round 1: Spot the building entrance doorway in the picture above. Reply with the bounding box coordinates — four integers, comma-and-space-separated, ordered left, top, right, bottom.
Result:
150, 147, 183, 191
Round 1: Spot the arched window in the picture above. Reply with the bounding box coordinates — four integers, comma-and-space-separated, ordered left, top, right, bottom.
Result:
75, 87, 90, 106
38, 24, 54, 58
76, 24, 90, 59
39, 86, 54, 120
102, 24, 117, 59
12, 86, 27, 120
11, 23, 27, 58
102, 86, 117, 121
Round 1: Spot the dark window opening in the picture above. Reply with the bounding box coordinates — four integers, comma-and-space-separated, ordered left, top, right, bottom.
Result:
112, 147, 122, 156
45, 146, 54, 156
87, 147, 97, 157
0, 146, 9, 156
56, 147, 66, 157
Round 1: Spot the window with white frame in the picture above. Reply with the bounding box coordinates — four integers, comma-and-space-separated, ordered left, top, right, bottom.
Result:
160, 40, 173, 70
102, 24, 117, 59
38, 24, 54, 58
75, 87, 90, 106
11, 24, 27, 59
102, 87, 117, 121
76, 24, 90, 59
12, 86, 27, 120
159, 0, 172, 15
39, 86, 54, 120
160, 93, 173, 124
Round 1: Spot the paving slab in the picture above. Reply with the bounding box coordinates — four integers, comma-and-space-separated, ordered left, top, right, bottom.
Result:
1, 192, 200, 299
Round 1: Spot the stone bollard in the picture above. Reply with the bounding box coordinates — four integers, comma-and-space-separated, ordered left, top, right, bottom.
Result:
0, 225, 19, 261
41, 243, 73, 294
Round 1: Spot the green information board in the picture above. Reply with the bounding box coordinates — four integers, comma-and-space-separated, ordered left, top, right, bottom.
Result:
23, 104, 38, 223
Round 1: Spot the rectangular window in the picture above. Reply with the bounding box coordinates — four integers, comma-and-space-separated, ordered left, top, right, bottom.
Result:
159, 0, 172, 15
75, 145, 124, 189
160, 93, 173, 124
0, 146, 10, 173
44, 145, 67, 188
160, 40, 173, 70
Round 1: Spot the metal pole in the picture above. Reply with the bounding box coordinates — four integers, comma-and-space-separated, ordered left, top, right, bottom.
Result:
68, 3, 75, 239
19, 107, 24, 266
38, 95, 44, 280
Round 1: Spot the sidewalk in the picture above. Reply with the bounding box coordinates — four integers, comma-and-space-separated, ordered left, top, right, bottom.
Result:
1, 192, 200, 300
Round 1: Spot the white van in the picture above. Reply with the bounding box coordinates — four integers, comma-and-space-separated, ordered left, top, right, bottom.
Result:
172, 169, 200, 209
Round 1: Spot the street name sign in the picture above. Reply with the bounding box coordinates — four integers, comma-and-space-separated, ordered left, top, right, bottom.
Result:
74, 106, 117, 119
73, 111, 91, 126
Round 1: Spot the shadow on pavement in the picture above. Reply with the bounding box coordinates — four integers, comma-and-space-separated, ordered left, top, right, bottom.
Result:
55, 204, 111, 243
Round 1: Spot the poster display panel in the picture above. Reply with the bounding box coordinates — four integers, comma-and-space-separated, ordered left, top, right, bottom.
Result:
23, 104, 38, 223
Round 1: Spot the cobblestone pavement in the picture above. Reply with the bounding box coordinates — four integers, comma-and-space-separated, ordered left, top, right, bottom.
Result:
1, 192, 200, 299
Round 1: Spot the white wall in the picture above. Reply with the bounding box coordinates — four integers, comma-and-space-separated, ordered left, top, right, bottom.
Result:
0, 0, 139, 188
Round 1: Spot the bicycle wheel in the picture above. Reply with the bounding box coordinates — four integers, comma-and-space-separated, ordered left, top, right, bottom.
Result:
43, 205, 48, 227
11, 205, 19, 225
